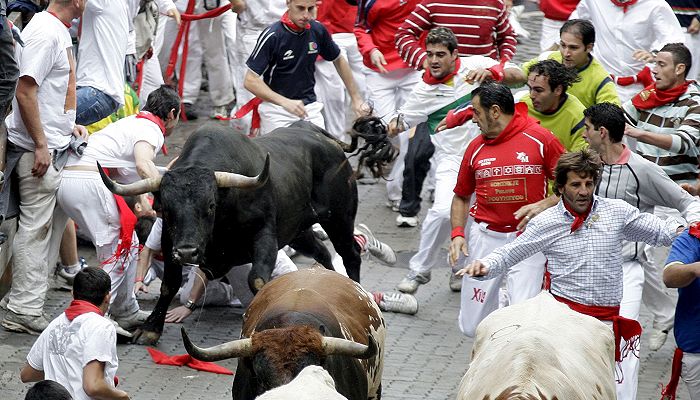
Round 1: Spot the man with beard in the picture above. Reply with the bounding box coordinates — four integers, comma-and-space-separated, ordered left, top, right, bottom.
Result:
455, 149, 684, 400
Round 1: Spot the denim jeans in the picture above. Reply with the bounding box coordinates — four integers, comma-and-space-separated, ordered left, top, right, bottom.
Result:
0, 15, 18, 118
398, 122, 435, 217
75, 86, 119, 126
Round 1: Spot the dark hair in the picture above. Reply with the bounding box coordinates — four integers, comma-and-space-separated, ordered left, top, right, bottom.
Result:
135, 215, 156, 245
471, 82, 515, 115
560, 19, 595, 46
73, 267, 111, 307
425, 27, 458, 54
529, 59, 580, 92
583, 103, 626, 143
659, 43, 692, 79
143, 85, 181, 121
554, 150, 602, 195
25, 380, 72, 400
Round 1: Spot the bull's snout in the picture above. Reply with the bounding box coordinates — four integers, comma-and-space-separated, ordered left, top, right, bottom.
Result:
172, 246, 200, 264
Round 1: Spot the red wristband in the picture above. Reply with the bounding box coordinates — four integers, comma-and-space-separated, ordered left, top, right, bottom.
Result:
135, 277, 143, 283
451, 226, 465, 240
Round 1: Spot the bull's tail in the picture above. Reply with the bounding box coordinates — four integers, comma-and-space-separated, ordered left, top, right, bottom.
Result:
344, 116, 397, 179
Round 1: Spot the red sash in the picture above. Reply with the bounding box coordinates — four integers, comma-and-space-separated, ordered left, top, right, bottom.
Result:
660, 348, 684, 399
100, 170, 138, 272
611, 65, 654, 87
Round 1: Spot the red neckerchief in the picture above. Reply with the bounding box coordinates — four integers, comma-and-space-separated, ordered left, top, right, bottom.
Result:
64, 300, 103, 322
280, 11, 309, 32
563, 199, 592, 233
48, 11, 71, 29
422, 57, 461, 85
552, 294, 641, 366
610, 0, 638, 12
689, 222, 700, 239
135, 111, 168, 155
631, 81, 693, 110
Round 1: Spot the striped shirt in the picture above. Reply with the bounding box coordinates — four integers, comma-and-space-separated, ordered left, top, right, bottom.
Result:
480, 196, 680, 306
622, 82, 700, 184
597, 150, 700, 261
394, 0, 516, 70
666, 0, 700, 27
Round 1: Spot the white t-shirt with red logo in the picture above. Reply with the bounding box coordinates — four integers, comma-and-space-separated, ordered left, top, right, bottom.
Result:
454, 103, 565, 230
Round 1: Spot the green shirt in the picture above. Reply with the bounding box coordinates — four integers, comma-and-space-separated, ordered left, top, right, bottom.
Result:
521, 93, 588, 152
522, 51, 620, 109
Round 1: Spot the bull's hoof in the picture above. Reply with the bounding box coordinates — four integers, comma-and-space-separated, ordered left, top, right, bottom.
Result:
253, 277, 265, 291
131, 328, 162, 345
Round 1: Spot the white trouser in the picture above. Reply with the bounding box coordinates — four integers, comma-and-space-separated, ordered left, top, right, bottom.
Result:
685, 30, 700, 80
7, 153, 66, 316
140, 12, 168, 105
230, 27, 263, 134
365, 68, 421, 201
684, 352, 700, 400
258, 101, 325, 135
458, 222, 545, 337
220, 11, 238, 95
314, 32, 366, 142
618, 260, 644, 400
644, 206, 681, 331
540, 17, 564, 51
57, 171, 140, 318
408, 153, 460, 274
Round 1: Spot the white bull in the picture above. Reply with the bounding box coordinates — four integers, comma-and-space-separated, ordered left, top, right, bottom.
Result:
255, 365, 348, 400
457, 292, 616, 400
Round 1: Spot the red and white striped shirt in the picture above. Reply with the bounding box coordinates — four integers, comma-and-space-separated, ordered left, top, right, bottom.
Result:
394, 0, 517, 70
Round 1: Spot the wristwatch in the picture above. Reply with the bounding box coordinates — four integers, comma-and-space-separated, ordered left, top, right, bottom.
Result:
184, 299, 197, 310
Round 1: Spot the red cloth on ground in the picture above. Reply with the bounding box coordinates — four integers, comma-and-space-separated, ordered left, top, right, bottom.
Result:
632, 80, 693, 110
147, 347, 233, 375
661, 347, 684, 399
552, 294, 642, 364
563, 200, 592, 233
422, 57, 461, 85
64, 300, 103, 321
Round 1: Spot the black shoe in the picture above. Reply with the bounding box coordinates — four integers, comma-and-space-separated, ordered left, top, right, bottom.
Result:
183, 103, 198, 120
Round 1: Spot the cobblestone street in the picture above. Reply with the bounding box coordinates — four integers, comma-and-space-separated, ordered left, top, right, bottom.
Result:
0, 10, 690, 400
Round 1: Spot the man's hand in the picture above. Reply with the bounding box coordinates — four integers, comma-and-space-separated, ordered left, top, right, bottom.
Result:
514, 203, 542, 231
632, 50, 655, 63
134, 281, 148, 295
681, 182, 700, 196
351, 98, 370, 119
165, 306, 193, 323
465, 68, 493, 84
455, 260, 489, 277
449, 236, 468, 266
72, 124, 88, 140
435, 116, 448, 132
370, 49, 388, 73
624, 123, 645, 138
387, 116, 404, 137
32, 145, 51, 177
167, 8, 181, 25
688, 16, 700, 34
282, 99, 307, 118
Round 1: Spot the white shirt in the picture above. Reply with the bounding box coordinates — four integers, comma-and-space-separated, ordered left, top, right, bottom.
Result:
76, 0, 129, 106
27, 312, 119, 400
481, 196, 680, 306
5, 12, 74, 151
145, 217, 162, 251
570, 0, 684, 102
236, 0, 286, 33
67, 115, 164, 183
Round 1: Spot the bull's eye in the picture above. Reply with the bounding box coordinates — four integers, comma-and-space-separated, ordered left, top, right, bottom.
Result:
208, 203, 215, 213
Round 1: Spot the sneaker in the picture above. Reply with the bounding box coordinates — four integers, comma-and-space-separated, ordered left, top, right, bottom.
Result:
354, 224, 396, 266
374, 291, 418, 315
211, 105, 228, 119
385, 199, 400, 212
396, 215, 419, 228
113, 309, 150, 331
648, 328, 669, 351
312, 223, 329, 241
396, 272, 431, 294
182, 102, 198, 120
449, 273, 462, 292
2, 311, 49, 335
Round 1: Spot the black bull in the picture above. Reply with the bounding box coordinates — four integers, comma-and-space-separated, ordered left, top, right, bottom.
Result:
99, 119, 394, 344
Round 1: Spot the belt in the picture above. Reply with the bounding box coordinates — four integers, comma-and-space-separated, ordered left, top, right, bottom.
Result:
64, 165, 98, 172
475, 220, 516, 233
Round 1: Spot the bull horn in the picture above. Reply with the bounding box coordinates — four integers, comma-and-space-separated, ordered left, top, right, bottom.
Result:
97, 161, 161, 196
214, 153, 270, 189
181, 327, 254, 361
322, 335, 377, 359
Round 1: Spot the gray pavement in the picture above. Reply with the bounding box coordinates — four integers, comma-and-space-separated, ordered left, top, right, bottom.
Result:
0, 9, 690, 400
